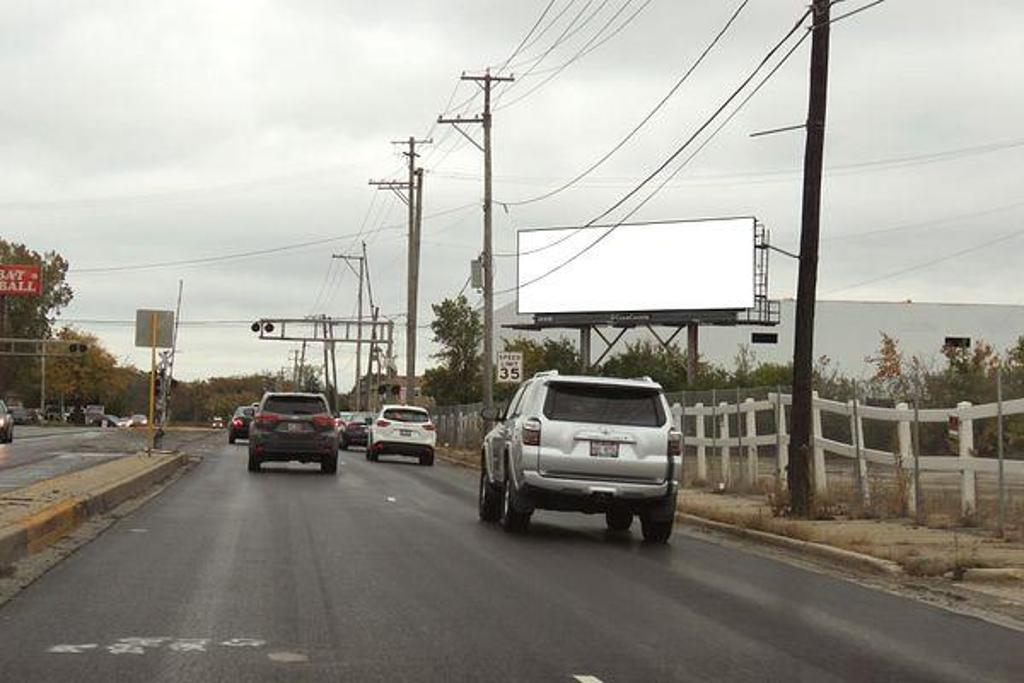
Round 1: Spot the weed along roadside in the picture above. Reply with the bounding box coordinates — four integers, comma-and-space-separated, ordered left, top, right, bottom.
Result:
0, 452, 190, 571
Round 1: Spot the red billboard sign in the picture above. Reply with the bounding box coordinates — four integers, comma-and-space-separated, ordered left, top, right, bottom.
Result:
0, 264, 42, 296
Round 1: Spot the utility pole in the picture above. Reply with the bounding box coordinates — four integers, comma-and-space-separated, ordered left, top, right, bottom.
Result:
438, 69, 514, 415
408, 166, 425, 404
288, 349, 300, 386
788, 0, 831, 516
375, 137, 431, 406
299, 340, 307, 390
332, 248, 367, 410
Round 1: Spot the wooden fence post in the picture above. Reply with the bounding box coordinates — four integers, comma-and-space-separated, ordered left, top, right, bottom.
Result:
849, 398, 870, 508
744, 398, 758, 489
719, 401, 731, 488
776, 391, 788, 491
694, 402, 707, 483
896, 401, 915, 516
812, 390, 828, 497
957, 401, 976, 518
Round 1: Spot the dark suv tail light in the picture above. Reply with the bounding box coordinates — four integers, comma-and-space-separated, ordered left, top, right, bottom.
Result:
667, 429, 682, 457
254, 412, 280, 428
232, 418, 243, 428
312, 414, 335, 429
522, 418, 541, 446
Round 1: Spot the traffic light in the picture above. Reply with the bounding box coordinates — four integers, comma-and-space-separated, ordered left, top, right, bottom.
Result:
250, 321, 275, 334
67, 342, 88, 353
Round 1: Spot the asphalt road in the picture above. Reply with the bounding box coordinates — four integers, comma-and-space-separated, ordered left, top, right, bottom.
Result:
0, 442, 1021, 682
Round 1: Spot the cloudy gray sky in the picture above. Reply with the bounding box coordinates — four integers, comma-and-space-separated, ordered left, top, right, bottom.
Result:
3, 0, 1023, 382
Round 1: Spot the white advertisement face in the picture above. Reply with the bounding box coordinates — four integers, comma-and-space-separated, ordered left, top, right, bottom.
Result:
517, 218, 755, 314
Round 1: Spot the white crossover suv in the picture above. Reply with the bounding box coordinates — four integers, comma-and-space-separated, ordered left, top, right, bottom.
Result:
367, 404, 437, 466
479, 371, 680, 543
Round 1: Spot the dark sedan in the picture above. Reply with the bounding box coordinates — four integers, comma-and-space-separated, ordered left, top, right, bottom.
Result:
339, 412, 373, 450
228, 405, 255, 443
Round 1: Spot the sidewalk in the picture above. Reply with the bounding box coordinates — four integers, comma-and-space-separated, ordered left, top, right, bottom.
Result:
0, 453, 187, 569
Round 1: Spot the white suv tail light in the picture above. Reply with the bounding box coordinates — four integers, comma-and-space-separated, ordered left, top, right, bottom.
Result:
522, 418, 541, 446
667, 429, 682, 457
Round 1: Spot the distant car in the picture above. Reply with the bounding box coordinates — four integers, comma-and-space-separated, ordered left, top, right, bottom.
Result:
99, 414, 122, 428
116, 416, 133, 428
339, 412, 374, 450
247, 392, 338, 474
129, 414, 148, 427
478, 371, 679, 543
229, 405, 255, 444
366, 405, 436, 466
10, 407, 37, 425
211, 416, 225, 429
0, 400, 13, 443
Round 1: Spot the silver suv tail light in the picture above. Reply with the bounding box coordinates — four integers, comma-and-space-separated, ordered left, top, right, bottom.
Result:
667, 429, 682, 456
522, 418, 541, 446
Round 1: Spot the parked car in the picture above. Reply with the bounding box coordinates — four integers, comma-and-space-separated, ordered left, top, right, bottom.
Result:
99, 414, 123, 428
247, 392, 338, 474
339, 412, 374, 450
0, 400, 13, 443
366, 405, 436, 465
478, 371, 680, 543
229, 405, 255, 443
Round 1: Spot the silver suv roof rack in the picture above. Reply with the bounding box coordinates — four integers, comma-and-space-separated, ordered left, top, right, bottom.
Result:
533, 370, 560, 378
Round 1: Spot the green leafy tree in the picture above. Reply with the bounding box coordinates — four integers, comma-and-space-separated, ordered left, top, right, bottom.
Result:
46, 329, 132, 411
0, 239, 74, 399
422, 296, 483, 405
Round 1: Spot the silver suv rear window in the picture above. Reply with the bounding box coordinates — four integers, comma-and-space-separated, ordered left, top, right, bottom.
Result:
542, 382, 666, 427
383, 408, 430, 423
263, 396, 328, 415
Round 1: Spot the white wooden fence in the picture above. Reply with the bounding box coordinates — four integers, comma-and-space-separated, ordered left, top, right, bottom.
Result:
674, 392, 1024, 517
434, 392, 1024, 518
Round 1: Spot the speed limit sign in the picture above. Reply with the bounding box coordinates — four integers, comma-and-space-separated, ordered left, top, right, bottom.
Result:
496, 351, 524, 384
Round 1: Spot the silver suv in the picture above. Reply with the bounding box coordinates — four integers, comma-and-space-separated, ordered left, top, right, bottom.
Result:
479, 371, 680, 543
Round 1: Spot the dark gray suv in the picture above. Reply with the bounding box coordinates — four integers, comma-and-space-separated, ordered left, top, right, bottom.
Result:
248, 392, 339, 474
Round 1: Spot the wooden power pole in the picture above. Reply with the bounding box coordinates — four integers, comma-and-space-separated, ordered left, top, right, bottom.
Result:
438, 69, 514, 414
788, 0, 831, 516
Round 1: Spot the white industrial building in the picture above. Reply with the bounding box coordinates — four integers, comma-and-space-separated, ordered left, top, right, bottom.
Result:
495, 299, 1024, 378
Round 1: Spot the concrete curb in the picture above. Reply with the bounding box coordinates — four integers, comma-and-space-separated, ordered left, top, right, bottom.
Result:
679, 513, 905, 576
0, 453, 188, 570
961, 568, 1024, 585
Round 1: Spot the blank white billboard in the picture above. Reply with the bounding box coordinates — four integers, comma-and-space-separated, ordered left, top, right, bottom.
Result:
517, 218, 754, 314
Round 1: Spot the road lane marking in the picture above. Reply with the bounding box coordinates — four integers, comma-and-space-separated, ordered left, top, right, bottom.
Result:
268, 651, 309, 663
47, 644, 98, 654
573, 676, 605, 683
168, 638, 210, 652
386, 496, 397, 503
221, 638, 266, 647
47, 636, 267, 656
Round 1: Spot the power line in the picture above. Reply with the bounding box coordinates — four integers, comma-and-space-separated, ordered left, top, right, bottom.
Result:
495, 0, 560, 73
492, 9, 812, 273
497, 0, 749, 205
500, 0, 597, 88
825, 226, 1024, 295
495, 0, 652, 111
70, 202, 477, 274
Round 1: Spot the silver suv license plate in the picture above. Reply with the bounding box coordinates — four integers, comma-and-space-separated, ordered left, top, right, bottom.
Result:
590, 441, 619, 458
